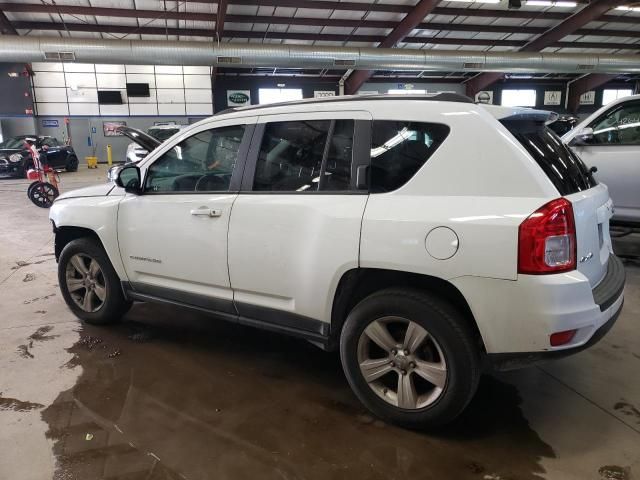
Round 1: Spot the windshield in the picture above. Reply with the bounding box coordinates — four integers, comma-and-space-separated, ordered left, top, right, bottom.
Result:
148, 128, 180, 142
0, 137, 27, 149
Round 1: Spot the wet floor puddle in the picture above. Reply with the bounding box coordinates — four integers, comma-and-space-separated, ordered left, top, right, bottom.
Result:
42, 303, 555, 480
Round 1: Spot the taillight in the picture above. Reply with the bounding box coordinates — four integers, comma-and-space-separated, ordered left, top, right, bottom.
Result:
518, 198, 576, 274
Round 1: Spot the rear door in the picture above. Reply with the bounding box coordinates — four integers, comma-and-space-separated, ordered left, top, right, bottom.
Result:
503, 118, 611, 287
227, 111, 371, 334
41, 137, 65, 167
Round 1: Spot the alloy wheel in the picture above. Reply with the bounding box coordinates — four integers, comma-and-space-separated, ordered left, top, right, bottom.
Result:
357, 316, 447, 410
65, 254, 107, 312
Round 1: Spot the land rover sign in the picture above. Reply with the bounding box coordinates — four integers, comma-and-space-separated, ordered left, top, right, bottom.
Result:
227, 90, 251, 107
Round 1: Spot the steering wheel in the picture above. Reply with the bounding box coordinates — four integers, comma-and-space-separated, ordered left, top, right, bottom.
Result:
195, 174, 227, 191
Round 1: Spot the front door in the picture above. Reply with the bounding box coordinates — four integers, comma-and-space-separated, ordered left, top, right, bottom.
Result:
118, 119, 255, 314
572, 99, 640, 223
227, 111, 371, 335
41, 137, 66, 168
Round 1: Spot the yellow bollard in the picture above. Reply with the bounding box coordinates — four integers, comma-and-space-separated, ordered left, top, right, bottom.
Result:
107, 144, 113, 166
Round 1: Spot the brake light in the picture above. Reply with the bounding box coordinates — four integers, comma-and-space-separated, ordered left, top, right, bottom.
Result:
518, 198, 576, 274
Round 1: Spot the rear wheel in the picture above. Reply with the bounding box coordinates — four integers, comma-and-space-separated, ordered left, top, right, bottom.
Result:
340, 288, 480, 429
65, 155, 79, 172
58, 238, 131, 325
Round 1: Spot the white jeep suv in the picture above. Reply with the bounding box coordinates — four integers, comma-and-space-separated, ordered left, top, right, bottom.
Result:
50, 94, 625, 428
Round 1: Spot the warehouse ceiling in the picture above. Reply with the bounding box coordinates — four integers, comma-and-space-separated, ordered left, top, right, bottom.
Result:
0, 0, 639, 85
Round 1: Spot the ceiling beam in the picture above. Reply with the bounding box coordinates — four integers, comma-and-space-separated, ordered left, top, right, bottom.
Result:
2, 4, 639, 38
344, 0, 442, 95
0, 7, 17, 35
465, 0, 629, 98
10, 21, 640, 51
3, 2, 639, 26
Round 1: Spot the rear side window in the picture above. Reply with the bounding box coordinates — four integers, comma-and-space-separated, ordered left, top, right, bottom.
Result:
501, 120, 597, 196
370, 121, 449, 193
253, 119, 354, 192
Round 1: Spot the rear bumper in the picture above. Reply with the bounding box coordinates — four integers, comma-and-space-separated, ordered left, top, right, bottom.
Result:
451, 254, 626, 362
487, 297, 623, 371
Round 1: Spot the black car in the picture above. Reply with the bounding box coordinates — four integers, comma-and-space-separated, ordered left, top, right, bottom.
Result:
547, 114, 579, 136
0, 135, 78, 178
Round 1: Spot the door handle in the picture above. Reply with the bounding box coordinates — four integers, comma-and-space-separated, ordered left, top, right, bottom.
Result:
190, 208, 222, 217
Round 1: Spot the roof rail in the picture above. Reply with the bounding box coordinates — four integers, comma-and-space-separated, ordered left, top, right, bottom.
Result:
214, 92, 473, 116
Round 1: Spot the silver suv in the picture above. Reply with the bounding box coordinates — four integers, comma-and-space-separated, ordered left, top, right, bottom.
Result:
563, 94, 640, 226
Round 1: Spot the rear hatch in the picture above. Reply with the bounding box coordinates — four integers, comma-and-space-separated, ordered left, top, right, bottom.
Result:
498, 109, 611, 287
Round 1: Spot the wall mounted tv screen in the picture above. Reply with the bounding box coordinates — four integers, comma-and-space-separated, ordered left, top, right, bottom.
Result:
97, 90, 123, 104
126, 83, 150, 97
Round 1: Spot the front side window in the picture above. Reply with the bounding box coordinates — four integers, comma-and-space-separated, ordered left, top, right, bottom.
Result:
589, 101, 640, 146
145, 125, 245, 193
370, 121, 449, 193
253, 119, 354, 192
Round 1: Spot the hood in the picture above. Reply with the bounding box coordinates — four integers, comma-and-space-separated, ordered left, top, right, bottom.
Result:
117, 126, 161, 152
55, 183, 116, 201
0, 148, 24, 155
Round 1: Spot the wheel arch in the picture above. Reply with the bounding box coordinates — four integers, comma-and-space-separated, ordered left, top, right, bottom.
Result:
54, 226, 104, 261
330, 268, 485, 353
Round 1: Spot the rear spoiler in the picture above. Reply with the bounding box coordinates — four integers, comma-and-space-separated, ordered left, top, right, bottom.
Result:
481, 105, 557, 124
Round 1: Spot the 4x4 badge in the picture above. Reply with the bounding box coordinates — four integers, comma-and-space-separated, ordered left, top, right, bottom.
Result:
579, 252, 594, 263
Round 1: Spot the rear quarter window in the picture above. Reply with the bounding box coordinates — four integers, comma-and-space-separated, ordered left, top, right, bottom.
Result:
501, 120, 597, 196
370, 121, 449, 193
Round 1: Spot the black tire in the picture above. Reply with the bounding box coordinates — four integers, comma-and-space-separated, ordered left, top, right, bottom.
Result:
65, 155, 79, 172
340, 288, 480, 429
27, 181, 40, 199
58, 237, 131, 325
28, 182, 58, 208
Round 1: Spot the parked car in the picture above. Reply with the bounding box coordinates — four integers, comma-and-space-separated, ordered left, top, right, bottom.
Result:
563, 94, 640, 226
125, 124, 185, 164
50, 94, 624, 428
108, 127, 161, 182
547, 113, 578, 136
0, 135, 78, 178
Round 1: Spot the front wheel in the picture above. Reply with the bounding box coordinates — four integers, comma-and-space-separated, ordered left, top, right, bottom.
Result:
58, 238, 131, 325
340, 288, 480, 429
28, 182, 58, 208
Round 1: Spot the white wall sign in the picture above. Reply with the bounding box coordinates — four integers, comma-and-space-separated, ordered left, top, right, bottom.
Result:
544, 91, 562, 106
579, 91, 596, 105
227, 90, 251, 107
314, 90, 335, 98
475, 91, 493, 104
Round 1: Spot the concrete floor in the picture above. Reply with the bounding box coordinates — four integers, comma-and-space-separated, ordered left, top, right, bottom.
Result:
1, 166, 639, 480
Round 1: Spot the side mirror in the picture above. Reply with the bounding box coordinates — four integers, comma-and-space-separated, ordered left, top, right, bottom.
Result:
115, 165, 142, 194
569, 127, 594, 146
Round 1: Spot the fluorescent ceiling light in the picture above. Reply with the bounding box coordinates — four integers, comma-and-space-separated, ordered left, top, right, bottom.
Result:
615, 5, 640, 11
526, 0, 577, 6
446, 0, 501, 4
